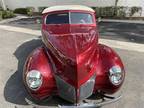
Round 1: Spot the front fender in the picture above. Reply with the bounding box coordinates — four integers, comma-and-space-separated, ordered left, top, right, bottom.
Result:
94, 44, 125, 94
23, 46, 57, 100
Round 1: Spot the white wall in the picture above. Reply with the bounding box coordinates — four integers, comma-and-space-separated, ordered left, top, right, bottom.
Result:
4, 0, 144, 16
4, 0, 57, 11
118, 0, 142, 6
4, 0, 115, 10
54, 0, 116, 7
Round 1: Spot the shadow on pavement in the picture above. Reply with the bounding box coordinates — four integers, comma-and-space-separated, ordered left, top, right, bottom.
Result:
3, 38, 72, 107
4, 38, 102, 107
4, 38, 43, 105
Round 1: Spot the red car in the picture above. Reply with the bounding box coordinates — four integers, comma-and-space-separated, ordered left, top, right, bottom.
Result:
23, 5, 125, 107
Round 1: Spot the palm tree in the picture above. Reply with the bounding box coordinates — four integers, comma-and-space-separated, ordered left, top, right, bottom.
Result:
0, 0, 6, 10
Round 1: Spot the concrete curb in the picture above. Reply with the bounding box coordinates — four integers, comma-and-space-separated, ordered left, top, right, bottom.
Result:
0, 14, 29, 24
101, 19, 144, 24
0, 25, 144, 53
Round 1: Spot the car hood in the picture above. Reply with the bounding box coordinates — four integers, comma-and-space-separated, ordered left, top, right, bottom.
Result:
42, 24, 99, 88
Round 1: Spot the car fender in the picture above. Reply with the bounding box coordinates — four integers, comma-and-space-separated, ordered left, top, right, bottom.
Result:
23, 46, 57, 100
94, 44, 125, 94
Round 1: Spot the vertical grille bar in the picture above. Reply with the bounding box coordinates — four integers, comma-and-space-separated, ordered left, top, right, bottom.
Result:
79, 74, 96, 100
55, 75, 76, 103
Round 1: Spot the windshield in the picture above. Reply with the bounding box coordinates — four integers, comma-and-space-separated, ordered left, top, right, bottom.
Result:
70, 12, 93, 24
46, 12, 93, 24
46, 13, 69, 24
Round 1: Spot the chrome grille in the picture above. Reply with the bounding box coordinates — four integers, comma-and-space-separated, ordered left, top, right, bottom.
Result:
55, 74, 96, 103
55, 75, 76, 103
79, 74, 96, 100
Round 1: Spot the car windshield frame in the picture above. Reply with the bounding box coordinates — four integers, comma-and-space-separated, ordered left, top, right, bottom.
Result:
45, 11, 94, 25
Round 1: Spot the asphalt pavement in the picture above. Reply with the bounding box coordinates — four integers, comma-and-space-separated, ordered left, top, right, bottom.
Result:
2, 17, 144, 43
99, 21, 144, 44
0, 19, 144, 108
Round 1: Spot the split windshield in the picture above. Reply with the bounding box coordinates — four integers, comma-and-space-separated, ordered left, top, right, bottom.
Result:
46, 12, 93, 24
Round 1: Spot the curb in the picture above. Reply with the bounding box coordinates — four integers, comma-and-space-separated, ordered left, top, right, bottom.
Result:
0, 15, 29, 24
0, 25, 144, 53
101, 19, 144, 24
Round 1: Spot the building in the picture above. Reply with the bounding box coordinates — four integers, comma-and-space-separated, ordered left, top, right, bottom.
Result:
1, 0, 144, 17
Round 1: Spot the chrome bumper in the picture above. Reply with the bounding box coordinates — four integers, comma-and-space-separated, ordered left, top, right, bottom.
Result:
58, 94, 122, 108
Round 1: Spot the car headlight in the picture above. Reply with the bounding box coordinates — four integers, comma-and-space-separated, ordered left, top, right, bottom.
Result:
109, 66, 123, 86
26, 70, 42, 90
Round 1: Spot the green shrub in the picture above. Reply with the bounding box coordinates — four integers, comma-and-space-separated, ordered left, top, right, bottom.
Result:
38, 7, 48, 13
115, 7, 126, 18
92, 6, 143, 18
2, 10, 15, 19
95, 7, 115, 18
0, 11, 2, 20
14, 7, 35, 16
14, 8, 28, 14
0, 7, 3, 11
93, 6, 129, 18
26, 7, 35, 16
91, 7, 96, 11
130, 7, 142, 16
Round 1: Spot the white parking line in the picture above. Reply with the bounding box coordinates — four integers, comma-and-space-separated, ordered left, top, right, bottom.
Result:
0, 25, 144, 53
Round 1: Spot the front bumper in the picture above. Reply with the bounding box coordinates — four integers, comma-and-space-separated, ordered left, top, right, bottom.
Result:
58, 93, 122, 108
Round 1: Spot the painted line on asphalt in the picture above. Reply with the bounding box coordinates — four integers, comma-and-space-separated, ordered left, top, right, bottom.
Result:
0, 25, 144, 53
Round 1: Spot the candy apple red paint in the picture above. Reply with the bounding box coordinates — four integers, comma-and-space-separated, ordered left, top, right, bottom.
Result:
23, 5, 125, 107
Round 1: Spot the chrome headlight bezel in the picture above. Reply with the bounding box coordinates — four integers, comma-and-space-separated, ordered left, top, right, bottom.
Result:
26, 70, 43, 91
109, 66, 124, 86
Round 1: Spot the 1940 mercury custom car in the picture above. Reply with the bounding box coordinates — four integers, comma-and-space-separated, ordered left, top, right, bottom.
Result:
23, 5, 125, 107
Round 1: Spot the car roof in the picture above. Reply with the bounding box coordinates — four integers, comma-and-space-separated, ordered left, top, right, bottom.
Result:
42, 5, 95, 14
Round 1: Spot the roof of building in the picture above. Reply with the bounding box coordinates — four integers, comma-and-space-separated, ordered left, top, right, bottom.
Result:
42, 5, 94, 14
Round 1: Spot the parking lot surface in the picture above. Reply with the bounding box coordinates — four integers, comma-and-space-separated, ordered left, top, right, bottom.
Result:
0, 20, 144, 108
0, 28, 144, 108
3, 17, 144, 44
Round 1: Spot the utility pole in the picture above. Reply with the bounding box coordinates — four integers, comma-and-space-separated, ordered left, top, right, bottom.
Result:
0, 0, 7, 10
114, 0, 119, 16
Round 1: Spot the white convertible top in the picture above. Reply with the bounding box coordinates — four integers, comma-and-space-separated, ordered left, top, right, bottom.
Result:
42, 5, 94, 14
